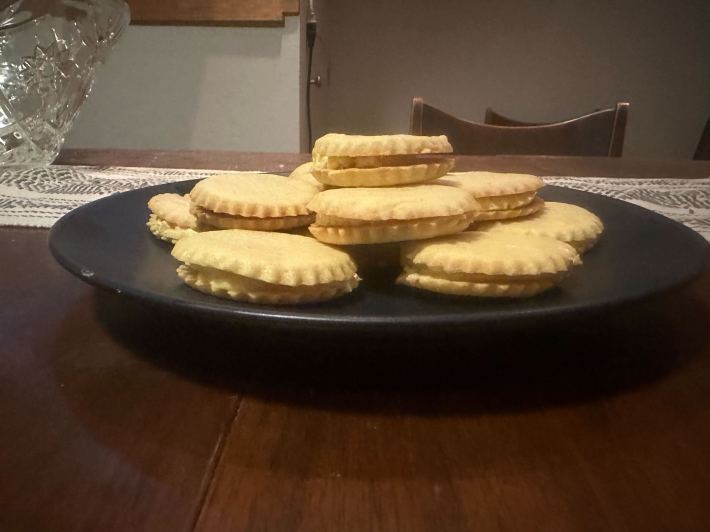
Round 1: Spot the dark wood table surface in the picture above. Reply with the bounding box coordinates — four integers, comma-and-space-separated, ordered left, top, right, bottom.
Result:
2, 151, 710, 532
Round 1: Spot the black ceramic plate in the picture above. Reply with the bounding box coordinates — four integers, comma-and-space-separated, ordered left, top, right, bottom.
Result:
49, 181, 709, 331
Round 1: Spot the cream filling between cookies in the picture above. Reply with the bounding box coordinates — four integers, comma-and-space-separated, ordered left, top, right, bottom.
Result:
193, 205, 314, 229
313, 154, 453, 170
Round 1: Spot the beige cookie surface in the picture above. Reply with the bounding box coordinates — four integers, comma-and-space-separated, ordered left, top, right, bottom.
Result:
477, 202, 604, 244
177, 265, 358, 305
148, 193, 197, 229
190, 173, 319, 218
401, 230, 581, 277
469, 197, 545, 221
172, 229, 357, 286
313, 133, 452, 157
439, 172, 544, 198
147, 214, 199, 244
307, 185, 477, 221
312, 160, 454, 187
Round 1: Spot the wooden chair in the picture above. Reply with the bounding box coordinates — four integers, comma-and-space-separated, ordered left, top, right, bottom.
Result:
484, 108, 542, 127
693, 117, 710, 160
410, 98, 629, 157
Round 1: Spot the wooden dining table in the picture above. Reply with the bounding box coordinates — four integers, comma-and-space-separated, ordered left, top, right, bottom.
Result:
2, 150, 710, 532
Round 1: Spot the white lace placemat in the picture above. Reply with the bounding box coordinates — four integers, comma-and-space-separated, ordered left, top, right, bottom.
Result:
0, 165, 708, 241
543, 175, 710, 240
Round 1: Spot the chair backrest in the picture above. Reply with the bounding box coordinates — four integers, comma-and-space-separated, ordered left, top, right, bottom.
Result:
693, 117, 710, 160
484, 108, 542, 127
411, 98, 629, 157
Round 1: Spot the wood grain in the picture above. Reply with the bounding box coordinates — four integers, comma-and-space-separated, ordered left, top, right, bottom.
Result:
193, 274, 710, 531
128, 0, 299, 25
0, 228, 239, 531
56, 148, 309, 173
55, 148, 710, 179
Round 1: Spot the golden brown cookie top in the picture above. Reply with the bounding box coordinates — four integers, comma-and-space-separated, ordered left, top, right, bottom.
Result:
172, 229, 356, 286
401, 230, 581, 277
313, 133, 452, 157
307, 185, 477, 221
477, 202, 604, 242
438, 172, 544, 198
190, 173, 319, 218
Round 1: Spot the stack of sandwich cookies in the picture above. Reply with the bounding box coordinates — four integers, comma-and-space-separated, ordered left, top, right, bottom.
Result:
312, 133, 454, 187
189, 173, 318, 231
307, 185, 478, 244
398, 231, 581, 297
439, 172, 544, 221
172, 230, 359, 304
147, 193, 199, 243
477, 202, 604, 253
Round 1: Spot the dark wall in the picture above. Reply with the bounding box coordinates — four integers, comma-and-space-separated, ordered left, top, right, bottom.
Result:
310, 0, 710, 158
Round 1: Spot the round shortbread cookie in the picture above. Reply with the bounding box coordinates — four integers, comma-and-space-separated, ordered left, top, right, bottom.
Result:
309, 215, 470, 245
469, 197, 545, 221
148, 193, 197, 229
439, 172, 544, 198
177, 265, 358, 305
172, 229, 357, 286
312, 160, 453, 187
401, 231, 581, 277
289, 162, 326, 191
397, 271, 556, 298
307, 185, 477, 221
477, 202, 604, 248
190, 173, 319, 218
193, 205, 313, 231
313, 133, 452, 157
147, 214, 199, 244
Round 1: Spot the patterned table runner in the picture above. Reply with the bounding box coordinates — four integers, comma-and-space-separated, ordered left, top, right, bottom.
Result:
1, 165, 708, 241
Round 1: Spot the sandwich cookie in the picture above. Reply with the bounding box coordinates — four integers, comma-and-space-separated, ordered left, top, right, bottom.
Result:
189, 173, 318, 231
438, 171, 545, 221
307, 184, 478, 244
172, 229, 360, 304
312, 133, 454, 187
147, 193, 199, 243
398, 231, 581, 297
